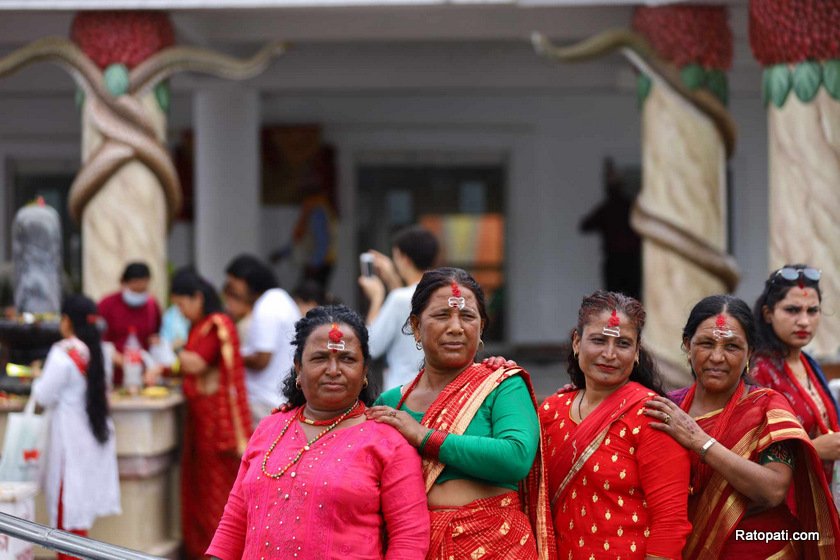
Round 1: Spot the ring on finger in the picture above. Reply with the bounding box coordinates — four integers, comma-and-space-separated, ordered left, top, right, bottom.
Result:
663, 413, 671, 425
388, 410, 397, 417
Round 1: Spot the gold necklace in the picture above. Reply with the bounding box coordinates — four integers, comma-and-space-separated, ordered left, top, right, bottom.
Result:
261, 401, 359, 480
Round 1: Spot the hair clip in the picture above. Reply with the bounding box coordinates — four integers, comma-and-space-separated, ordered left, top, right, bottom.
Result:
327, 323, 345, 351
712, 314, 733, 340
448, 281, 465, 309
602, 309, 621, 337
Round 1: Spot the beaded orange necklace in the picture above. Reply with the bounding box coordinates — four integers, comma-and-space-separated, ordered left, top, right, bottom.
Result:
261, 401, 361, 480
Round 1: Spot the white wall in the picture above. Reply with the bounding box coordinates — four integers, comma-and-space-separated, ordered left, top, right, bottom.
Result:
258, 88, 769, 346
0, 83, 770, 348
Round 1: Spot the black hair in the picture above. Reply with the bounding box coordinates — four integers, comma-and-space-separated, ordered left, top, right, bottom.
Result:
62, 294, 110, 444
406, 267, 488, 332
684, 294, 755, 349
753, 263, 822, 361
121, 262, 151, 282
224, 253, 279, 296
683, 295, 755, 380
292, 280, 326, 305
392, 226, 440, 271
170, 267, 223, 316
567, 290, 664, 395
281, 305, 375, 407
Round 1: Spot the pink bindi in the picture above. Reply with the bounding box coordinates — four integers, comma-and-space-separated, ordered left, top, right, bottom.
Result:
602, 309, 621, 337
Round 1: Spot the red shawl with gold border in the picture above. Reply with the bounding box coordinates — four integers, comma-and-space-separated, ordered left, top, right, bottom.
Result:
672, 381, 840, 560
410, 362, 557, 560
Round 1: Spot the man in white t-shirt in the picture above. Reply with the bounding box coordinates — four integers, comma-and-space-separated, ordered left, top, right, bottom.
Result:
358, 226, 439, 391
224, 255, 301, 425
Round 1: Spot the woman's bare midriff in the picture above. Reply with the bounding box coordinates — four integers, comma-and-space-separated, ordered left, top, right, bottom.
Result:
427, 478, 511, 508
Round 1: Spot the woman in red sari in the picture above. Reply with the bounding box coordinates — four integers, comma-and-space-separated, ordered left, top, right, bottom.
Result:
168, 269, 253, 559
541, 290, 691, 560
750, 265, 840, 485
645, 295, 840, 559
367, 267, 556, 560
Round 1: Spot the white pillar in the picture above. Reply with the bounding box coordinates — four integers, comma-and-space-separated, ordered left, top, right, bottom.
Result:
194, 86, 261, 287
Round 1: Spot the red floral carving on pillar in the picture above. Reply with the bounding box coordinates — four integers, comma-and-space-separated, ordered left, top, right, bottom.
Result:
633, 6, 733, 70
70, 11, 175, 69
632, 6, 733, 105
750, 0, 840, 65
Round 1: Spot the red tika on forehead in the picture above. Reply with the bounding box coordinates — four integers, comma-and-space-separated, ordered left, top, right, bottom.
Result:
607, 309, 620, 327
328, 323, 343, 343
716, 314, 726, 328
450, 281, 461, 298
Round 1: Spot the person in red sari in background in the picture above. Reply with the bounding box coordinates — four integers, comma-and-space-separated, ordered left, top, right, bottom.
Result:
749, 265, 840, 486
541, 290, 691, 560
149, 268, 252, 560
368, 267, 556, 560
645, 295, 840, 559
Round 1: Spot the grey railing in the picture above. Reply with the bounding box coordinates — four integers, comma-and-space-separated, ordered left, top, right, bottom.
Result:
0, 512, 164, 560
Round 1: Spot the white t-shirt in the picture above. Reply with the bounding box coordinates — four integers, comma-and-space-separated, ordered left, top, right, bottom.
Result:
243, 288, 301, 408
368, 283, 424, 391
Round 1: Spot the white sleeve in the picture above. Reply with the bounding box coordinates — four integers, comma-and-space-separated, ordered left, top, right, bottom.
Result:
31, 346, 71, 408
247, 299, 282, 355
368, 292, 404, 359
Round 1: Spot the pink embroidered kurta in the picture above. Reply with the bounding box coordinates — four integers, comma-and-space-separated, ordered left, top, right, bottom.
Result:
207, 410, 430, 559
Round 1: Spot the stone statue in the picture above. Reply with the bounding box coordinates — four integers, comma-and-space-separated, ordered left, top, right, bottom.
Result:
12, 197, 62, 317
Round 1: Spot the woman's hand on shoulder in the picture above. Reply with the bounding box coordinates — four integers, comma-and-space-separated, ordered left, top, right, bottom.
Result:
812, 432, 840, 461
481, 356, 517, 370
366, 406, 428, 447
643, 396, 708, 452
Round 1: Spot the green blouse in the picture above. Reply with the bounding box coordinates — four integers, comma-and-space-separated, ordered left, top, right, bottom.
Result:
374, 375, 539, 490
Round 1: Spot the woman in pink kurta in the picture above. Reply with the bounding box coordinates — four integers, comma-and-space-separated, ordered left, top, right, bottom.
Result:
208, 305, 429, 560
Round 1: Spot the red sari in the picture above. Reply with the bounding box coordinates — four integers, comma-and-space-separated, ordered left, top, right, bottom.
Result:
751, 354, 840, 482
671, 381, 840, 560
408, 363, 557, 560
541, 381, 691, 560
181, 313, 252, 560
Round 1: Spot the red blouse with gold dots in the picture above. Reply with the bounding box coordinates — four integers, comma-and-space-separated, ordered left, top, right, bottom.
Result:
539, 383, 691, 560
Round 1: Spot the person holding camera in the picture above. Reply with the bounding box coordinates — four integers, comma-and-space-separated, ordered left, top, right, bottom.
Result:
358, 226, 439, 391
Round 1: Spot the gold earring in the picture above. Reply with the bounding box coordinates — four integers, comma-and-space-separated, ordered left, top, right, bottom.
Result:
363, 377, 369, 388
478, 339, 485, 349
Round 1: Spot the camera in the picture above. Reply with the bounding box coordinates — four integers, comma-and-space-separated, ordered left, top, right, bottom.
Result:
359, 253, 374, 277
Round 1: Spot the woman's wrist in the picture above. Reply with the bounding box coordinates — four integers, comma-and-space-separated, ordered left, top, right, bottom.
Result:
421, 430, 448, 460
697, 437, 717, 461
418, 428, 434, 450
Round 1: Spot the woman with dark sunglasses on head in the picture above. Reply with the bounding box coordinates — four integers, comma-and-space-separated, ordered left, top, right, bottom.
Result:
750, 264, 840, 485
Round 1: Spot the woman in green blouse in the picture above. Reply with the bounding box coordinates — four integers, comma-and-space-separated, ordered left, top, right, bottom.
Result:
367, 267, 556, 560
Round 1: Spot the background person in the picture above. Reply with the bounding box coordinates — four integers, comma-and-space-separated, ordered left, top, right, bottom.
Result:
224, 254, 300, 424
148, 268, 253, 560
645, 295, 840, 559
97, 261, 162, 386
208, 305, 429, 559
541, 290, 690, 560
368, 268, 556, 560
750, 264, 840, 484
32, 295, 120, 560
358, 225, 439, 391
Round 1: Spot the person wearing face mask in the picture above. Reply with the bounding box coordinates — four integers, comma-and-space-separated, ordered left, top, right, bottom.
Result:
97, 261, 162, 386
